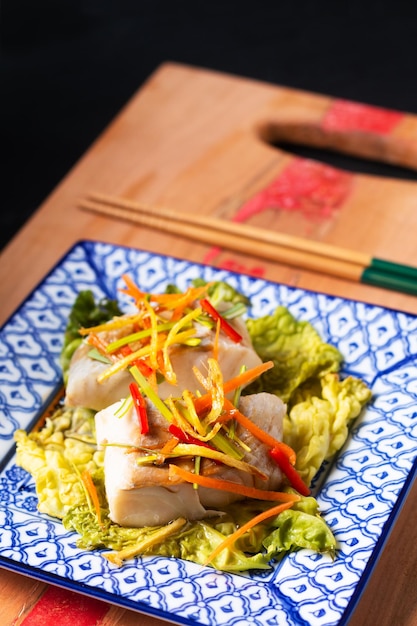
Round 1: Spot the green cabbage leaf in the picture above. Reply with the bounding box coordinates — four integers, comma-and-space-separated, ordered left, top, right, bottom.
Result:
246, 306, 371, 485
15, 406, 103, 519
246, 306, 343, 402
284, 373, 372, 484
15, 406, 335, 571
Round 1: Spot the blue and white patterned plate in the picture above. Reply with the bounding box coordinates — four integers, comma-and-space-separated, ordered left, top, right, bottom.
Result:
1, 240, 416, 626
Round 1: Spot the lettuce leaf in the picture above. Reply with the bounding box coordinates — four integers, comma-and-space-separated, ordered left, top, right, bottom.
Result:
284, 373, 372, 484
15, 402, 336, 572
14, 406, 103, 519
63, 494, 335, 572
263, 495, 336, 558
246, 306, 371, 485
245, 306, 343, 402
64, 505, 272, 572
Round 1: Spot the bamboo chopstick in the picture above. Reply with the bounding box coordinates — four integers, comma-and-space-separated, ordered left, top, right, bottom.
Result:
79, 193, 417, 296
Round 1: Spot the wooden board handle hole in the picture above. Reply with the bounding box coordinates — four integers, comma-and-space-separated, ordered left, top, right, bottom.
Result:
257, 121, 417, 181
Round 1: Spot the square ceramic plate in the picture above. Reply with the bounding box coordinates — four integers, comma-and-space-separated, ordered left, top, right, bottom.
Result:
1, 240, 416, 626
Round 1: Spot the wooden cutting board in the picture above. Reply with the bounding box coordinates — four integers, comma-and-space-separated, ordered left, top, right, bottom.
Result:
2, 62, 417, 325
1, 62, 417, 626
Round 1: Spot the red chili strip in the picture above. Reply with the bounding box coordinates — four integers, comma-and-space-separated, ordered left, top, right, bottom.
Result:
200, 298, 242, 343
168, 424, 216, 450
269, 446, 310, 496
129, 382, 149, 434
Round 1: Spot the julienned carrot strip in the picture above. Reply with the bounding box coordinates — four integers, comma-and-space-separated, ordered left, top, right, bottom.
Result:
156, 285, 211, 310
222, 398, 296, 465
204, 501, 295, 566
193, 360, 274, 415
159, 437, 180, 456
169, 464, 300, 503
120, 274, 147, 303
87, 334, 115, 361
81, 469, 103, 528
120, 276, 210, 310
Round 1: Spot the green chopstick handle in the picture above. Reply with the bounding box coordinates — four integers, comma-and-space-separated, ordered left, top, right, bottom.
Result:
361, 267, 417, 296
370, 257, 417, 280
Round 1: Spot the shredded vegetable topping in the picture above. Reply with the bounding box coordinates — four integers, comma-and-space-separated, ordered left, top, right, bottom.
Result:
69, 277, 313, 561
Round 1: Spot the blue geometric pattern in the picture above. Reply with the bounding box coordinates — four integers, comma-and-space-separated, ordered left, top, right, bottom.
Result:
0, 240, 416, 626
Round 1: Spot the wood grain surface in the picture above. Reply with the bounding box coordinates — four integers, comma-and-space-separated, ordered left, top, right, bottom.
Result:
1, 62, 417, 626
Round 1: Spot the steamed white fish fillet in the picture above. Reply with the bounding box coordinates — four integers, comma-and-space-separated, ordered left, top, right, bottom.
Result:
158, 316, 262, 399
95, 400, 207, 526
197, 393, 284, 508
95, 392, 286, 527
65, 341, 132, 413
65, 320, 135, 412
66, 316, 262, 411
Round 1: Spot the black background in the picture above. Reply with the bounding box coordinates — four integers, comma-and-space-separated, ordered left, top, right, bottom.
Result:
3, 1, 417, 251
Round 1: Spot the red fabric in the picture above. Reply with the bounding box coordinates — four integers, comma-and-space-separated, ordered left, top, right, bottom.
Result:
20, 586, 109, 626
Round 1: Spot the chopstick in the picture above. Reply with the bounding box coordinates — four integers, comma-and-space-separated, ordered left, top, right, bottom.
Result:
79, 192, 417, 296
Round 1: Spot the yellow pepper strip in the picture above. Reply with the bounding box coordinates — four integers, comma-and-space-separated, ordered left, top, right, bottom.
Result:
165, 397, 222, 443
181, 389, 206, 436
201, 358, 225, 427
165, 396, 187, 427
168, 443, 267, 479
192, 358, 225, 427
193, 361, 274, 415
143, 298, 160, 371
106, 517, 188, 567
105, 321, 175, 353
78, 313, 142, 336
97, 329, 196, 382
162, 307, 202, 383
